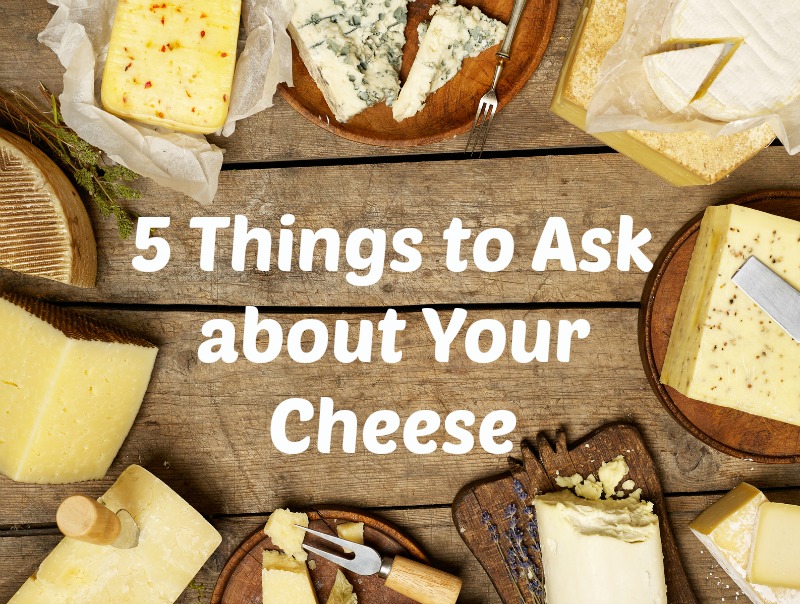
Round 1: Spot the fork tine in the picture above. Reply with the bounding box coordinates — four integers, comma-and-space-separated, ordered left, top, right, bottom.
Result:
466, 101, 491, 156
478, 104, 497, 157
301, 542, 362, 573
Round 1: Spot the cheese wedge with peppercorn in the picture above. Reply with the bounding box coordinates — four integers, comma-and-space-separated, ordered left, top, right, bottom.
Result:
101, 0, 241, 134
661, 205, 800, 426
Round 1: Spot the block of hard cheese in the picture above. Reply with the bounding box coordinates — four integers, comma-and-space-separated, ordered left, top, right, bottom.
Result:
533, 490, 667, 604
262, 550, 319, 604
10, 465, 221, 603
0, 293, 157, 483
551, 0, 774, 186
661, 205, 800, 425
101, 0, 241, 134
750, 502, 800, 590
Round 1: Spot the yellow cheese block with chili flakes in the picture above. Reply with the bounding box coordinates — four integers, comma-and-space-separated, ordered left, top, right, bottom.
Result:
101, 0, 241, 134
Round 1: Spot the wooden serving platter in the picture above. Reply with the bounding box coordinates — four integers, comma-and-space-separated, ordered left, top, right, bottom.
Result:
211, 507, 430, 604
640, 190, 800, 464
278, 0, 558, 147
453, 423, 697, 604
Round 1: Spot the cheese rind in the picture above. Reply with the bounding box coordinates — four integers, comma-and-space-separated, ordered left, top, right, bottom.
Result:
661, 205, 800, 425
750, 503, 800, 590
10, 465, 222, 603
264, 508, 309, 562
0, 293, 158, 483
643, 44, 728, 113
392, 1, 506, 122
262, 550, 319, 604
533, 490, 668, 604
101, 0, 241, 134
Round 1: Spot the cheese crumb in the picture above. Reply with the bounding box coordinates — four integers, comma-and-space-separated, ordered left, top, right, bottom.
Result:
597, 455, 629, 497
264, 509, 309, 562
622, 479, 636, 491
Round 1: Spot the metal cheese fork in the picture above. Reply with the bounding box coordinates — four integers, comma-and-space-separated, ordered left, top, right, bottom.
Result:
465, 0, 530, 157
296, 525, 462, 604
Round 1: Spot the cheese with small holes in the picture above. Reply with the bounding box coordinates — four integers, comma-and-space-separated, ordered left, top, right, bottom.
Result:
0, 293, 157, 484
9, 465, 222, 603
265, 508, 309, 562
534, 490, 667, 604
262, 550, 319, 604
392, 0, 506, 122
750, 502, 800, 590
101, 0, 241, 134
661, 205, 800, 425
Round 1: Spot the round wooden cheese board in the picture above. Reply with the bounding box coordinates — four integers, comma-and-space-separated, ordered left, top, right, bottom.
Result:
211, 507, 432, 604
640, 190, 800, 464
278, 0, 558, 147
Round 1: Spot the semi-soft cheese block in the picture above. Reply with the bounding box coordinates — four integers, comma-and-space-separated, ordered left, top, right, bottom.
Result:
101, 0, 241, 134
689, 483, 800, 604
262, 550, 319, 604
534, 490, 668, 604
265, 508, 309, 562
392, 0, 506, 122
661, 205, 800, 425
750, 502, 800, 590
10, 465, 222, 603
0, 293, 158, 483
289, 0, 410, 123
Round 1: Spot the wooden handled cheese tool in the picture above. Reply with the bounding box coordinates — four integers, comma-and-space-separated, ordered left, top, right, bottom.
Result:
296, 525, 462, 604
56, 495, 140, 549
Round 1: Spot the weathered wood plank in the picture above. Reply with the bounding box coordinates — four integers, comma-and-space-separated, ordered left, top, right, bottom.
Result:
2, 148, 798, 307
3, 493, 799, 603
0, 0, 601, 163
2, 307, 798, 525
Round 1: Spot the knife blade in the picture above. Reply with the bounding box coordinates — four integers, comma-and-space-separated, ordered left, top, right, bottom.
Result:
732, 256, 800, 343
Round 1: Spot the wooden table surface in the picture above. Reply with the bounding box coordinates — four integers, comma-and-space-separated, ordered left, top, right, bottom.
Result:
1, 2, 799, 603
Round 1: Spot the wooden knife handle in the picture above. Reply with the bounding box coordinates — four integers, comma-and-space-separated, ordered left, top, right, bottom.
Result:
384, 556, 463, 604
56, 495, 121, 546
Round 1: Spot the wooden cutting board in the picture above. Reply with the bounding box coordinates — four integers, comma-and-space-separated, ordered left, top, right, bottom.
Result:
640, 190, 800, 464
452, 423, 697, 604
211, 507, 430, 604
278, 0, 558, 147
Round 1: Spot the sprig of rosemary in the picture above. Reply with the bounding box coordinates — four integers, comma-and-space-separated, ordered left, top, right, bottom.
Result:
0, 84, 139, 238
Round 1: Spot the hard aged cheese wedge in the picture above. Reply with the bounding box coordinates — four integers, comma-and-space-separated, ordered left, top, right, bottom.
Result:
289, 0, 411, 123
689, 483, 800, 604
262, 550, 319, 604
533, 490, 668, 604
265, 508, 310, 562
326, 569, 357, 604
10, 465, 222, 603
661, 205, 800, 425
392, 0, 506, 122
337, 521, 364, 553
101, 0, 241, 134
0, 293, 157, 483
749, 502, 800, 590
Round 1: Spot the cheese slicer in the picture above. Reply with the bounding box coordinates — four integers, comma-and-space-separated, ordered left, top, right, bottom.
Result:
295, 525, 462, 604
56, 495, 140, 549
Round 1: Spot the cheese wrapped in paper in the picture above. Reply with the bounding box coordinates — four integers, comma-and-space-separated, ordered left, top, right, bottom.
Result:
101, 0, 241, 134
10, 465, 222, 603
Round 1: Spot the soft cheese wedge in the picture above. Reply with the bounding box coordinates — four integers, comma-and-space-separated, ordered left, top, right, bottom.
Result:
10, 465, 222, 603
643, 44, 728, 113
534, 490, 668, 604
661, 205, 800, 425
393, 1, 506, 122
290, 0, 410, 123
262, 550, 319, 604
0, 293, 158, 483
101, 0, 241, 133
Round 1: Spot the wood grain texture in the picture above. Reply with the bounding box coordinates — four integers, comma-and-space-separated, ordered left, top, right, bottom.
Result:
641, 191, 800, 463
1, 148, 799, 307
280, 0, 558, 147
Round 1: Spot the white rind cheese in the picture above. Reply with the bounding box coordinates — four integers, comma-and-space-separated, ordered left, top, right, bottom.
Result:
661, 205, 800, 425
643, 44, 728, 113
290, 0, 410, 123
534, 490, 668, 604
393, 0, 506, 122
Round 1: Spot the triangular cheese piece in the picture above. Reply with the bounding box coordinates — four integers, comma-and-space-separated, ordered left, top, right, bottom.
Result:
392, 0, 506, 122
644, 44, 728, 113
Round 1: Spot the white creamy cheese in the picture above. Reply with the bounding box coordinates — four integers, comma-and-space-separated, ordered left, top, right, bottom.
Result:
289, 0, 410, 123
392, 0, 506, 122
643, 44, 728, 113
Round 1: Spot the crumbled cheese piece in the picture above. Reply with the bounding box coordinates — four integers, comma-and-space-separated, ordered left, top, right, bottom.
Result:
265, 509, 309, 562
597, 455, 630, 497
622, 479, 636, 491
555, 473, 584, 488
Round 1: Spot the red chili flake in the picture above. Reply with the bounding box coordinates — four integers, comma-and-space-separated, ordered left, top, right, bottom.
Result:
160, 45, 166, 52
200, 12, 207, 18
191, 107, 196, 112
223, 94, 228, 102
220, 52, 228, 57
156, 111, 165, 118
123, 95, 128, 104
161, 16, 165, 25
125, 62, 133, 71
161, 2, 166, 6
167, 43, 173, 50
145, 81, 152, 88
200, 30, 206, 38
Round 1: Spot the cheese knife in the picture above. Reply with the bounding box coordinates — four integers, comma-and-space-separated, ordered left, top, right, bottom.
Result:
732, 256, 800, 343
296, 525, 462, 604
56, 495, 140, 549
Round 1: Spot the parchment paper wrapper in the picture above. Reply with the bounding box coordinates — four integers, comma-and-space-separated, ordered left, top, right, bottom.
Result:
39, 0, 294, 204
585, 0, 800, 155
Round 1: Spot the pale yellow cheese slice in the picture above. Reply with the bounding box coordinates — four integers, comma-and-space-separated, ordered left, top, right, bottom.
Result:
661, 205, 800, 425
750, 503, 800, 590
101, 0, 241, 134
643, 44, 728, 113
0, 293, 157, 483
262, 550, 319, 604
10, 465, 222, 603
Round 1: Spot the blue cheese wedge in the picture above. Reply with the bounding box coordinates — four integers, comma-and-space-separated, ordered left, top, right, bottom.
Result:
393, 0, 506, 122
290, 0, 410, 123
